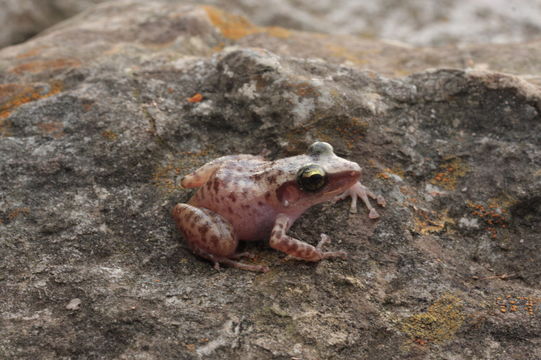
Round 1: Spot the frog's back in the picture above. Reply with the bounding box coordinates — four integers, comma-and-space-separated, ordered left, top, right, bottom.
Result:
189, 157, 278, 240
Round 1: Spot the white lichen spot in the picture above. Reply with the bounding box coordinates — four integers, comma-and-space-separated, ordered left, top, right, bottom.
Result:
424, 183, 447, 201
291, 96, 315, 124
238, 81, 257, 99
193, 100, 214, 116
459, 217, 480, 229
65, 298, 82, 310
196, 319, 240, 356
221, 63, 235, 78
359, 92, 388, 115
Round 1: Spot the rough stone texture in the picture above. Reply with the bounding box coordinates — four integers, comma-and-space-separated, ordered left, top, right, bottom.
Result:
0, 1, 540, 359
3, 0, 541, 48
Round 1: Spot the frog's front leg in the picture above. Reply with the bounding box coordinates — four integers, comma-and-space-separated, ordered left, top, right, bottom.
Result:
335, 182, 386, 219
172, 204, 269, 272
269, 214, 347, 262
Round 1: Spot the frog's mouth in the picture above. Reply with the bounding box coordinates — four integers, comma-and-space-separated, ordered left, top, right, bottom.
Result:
325, 170, 361, 195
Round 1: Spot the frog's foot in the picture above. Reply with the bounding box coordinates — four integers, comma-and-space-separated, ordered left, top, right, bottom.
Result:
270, 214, 347, 262
316, 233, 347, 259
230, 251, 257, 260
334, 181, 386, 219
193, 248, 269, 272
173, 203, 269, 272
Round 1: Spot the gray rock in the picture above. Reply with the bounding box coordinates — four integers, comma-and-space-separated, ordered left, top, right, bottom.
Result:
0, 1, 540, 359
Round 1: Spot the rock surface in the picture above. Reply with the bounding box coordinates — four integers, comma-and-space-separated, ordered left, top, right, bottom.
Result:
1, 1, 540, 359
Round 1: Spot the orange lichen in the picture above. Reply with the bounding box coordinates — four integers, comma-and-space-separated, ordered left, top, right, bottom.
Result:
10, 58, 81, 75
16, 47, 45, 59
203, 6, 291, 40
187, 93, 204, 103
0, 82, 63, 136
377, 167, 405, 181
414, 208, 454, 235
466, 201, 509, 239
430, 158, 469, 190
496, 296, 540, 315
203, 6, 259, 40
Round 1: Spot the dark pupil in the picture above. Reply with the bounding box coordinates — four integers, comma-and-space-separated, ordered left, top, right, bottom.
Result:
302, 172, 324, 191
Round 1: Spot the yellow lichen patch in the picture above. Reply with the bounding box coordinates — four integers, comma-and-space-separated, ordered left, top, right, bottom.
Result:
0, 82, 63, 136
325, 43, 369, 65
37, 121, 65, 139
265, 26, 291, 39
430, 158, 469, 190
10, 58, 81, 75
101, 130, 118, 141
203, 6, 291, 40
203, 6, 259, 40
414, 209, 455, 235
466, 200, 510, 239
400, 294, 465, 344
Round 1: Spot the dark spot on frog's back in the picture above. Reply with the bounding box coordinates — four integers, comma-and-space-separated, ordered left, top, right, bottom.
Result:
184, 211, 194, 221
199, 223, 210, 235
213, 178, 220, 193
228, 193, 237, 202
210, 235, 219, 246
266, 174, 277, 184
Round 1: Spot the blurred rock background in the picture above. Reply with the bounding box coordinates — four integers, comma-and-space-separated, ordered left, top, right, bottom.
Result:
2, 0, 541, 48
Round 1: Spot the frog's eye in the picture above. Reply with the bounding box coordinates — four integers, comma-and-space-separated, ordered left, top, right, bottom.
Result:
296, 164, 327, 192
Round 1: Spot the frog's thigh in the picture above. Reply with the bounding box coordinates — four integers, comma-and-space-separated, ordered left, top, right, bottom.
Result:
172, 204, 238, 257
269, 214, 347, 262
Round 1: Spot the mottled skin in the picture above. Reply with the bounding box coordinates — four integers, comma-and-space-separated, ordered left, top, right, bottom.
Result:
172, 142, 385, 272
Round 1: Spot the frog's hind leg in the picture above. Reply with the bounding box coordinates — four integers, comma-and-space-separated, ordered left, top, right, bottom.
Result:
172, 204, 269, 272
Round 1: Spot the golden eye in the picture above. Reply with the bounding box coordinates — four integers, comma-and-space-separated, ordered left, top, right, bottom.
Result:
297, 164, 327, 192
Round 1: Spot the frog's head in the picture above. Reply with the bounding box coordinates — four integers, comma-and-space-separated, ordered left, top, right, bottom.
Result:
276, 142, 361, 212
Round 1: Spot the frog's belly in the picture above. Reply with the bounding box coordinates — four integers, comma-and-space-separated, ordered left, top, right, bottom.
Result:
191, 198, 277, 241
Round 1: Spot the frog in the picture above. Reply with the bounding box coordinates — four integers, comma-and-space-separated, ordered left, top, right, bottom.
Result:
172, 142, 385, 272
